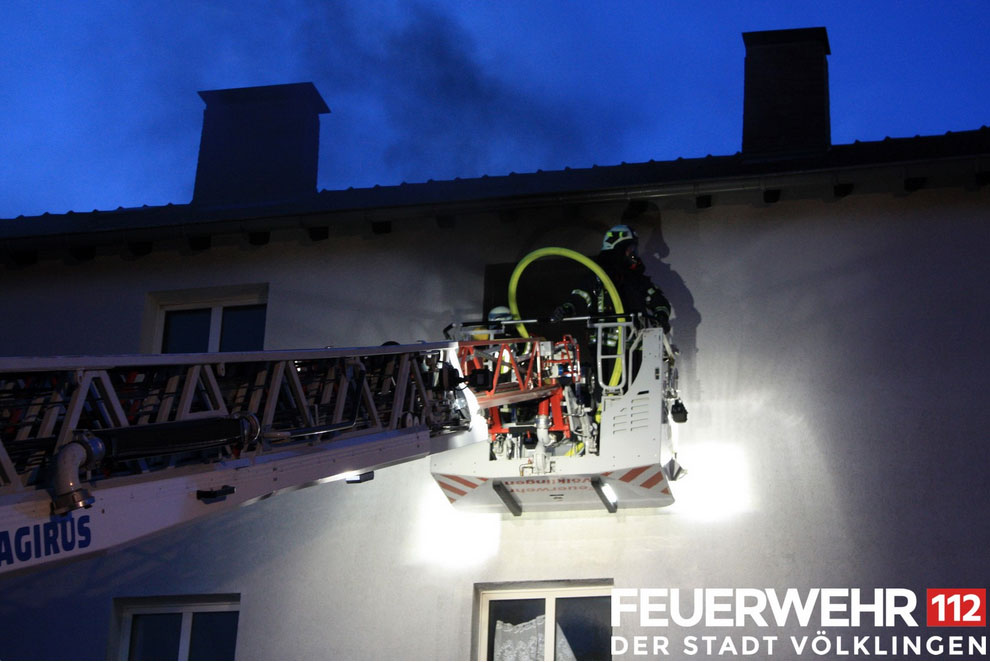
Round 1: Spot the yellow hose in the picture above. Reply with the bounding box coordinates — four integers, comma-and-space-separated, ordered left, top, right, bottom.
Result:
507, 247, 625, 387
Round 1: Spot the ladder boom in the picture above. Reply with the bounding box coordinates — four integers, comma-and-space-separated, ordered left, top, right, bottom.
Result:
0, 341, 490, 573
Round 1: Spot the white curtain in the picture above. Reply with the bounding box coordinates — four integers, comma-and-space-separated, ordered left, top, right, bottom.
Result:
493, 614, 576, 661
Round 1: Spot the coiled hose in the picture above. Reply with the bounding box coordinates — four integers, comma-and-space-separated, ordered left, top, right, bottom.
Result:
507, 247, 625, 387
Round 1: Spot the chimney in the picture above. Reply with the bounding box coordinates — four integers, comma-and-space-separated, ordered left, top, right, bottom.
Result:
742, 27, 831, 158
193, 82, 330, 206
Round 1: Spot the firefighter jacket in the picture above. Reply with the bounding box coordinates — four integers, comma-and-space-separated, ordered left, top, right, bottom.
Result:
558, 250, 672, 333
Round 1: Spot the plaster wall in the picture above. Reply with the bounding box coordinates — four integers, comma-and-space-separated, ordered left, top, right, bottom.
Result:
0, 185, 988, 659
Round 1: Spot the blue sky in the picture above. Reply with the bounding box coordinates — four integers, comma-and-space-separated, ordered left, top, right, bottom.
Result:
1, 0, 988, 218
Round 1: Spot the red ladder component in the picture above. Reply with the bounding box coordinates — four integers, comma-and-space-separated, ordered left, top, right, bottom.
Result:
455, 335, 583, 442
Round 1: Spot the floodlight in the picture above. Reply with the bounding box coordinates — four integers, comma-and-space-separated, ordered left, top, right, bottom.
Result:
492, 480, 522, 516
345, 471, 375, 484
591, 477, 618, 513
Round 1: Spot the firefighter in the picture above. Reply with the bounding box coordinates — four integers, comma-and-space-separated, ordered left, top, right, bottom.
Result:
551, 224, 672, 333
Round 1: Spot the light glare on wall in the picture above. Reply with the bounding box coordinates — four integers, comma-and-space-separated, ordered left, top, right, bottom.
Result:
667, 441, 753, 521
406, 481, 501, 568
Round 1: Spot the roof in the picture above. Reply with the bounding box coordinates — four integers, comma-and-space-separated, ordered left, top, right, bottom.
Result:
2, 127, 989, 265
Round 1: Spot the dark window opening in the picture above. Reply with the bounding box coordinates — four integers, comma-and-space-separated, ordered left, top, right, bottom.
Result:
188, 610, 240, 660
556, 596, 612, 660
159, 303, 266, 353
487, 598, 545, 661
219, 304, 266, 352
161, 308, 211, 354
127, 613, 183, 661
484, 258, 590, 344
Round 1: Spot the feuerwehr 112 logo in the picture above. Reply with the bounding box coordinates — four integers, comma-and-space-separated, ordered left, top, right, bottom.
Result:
611, 587, 986, 658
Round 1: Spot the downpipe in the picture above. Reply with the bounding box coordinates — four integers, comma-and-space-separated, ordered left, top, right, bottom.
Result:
52, 432, 105, 515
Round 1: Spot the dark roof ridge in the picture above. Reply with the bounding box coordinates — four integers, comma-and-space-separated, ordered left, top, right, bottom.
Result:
2, 126, 988, 229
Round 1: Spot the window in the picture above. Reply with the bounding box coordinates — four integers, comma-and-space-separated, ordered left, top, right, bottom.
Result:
477, 581, 613, 661
145, 284, 268, 354
113, 595, 239, 661
161, 303, 266, 353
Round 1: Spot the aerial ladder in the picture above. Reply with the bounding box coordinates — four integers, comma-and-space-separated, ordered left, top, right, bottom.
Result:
0, 339, 495, 574
0, 264, 687, 576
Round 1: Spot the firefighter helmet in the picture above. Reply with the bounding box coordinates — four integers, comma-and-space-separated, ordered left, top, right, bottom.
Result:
488, 306, 512, 322
472, 305, 513, 341
602, 224, 638, 251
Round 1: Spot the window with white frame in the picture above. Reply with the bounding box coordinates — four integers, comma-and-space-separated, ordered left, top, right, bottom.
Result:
113, 594, 239, 661
146, 284, 268, 354
477, 581, 613, 661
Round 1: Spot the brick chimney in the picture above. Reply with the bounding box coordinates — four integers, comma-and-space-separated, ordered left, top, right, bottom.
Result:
742, 27, 831, 158
193, 82, 330, 205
